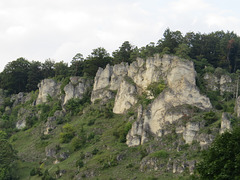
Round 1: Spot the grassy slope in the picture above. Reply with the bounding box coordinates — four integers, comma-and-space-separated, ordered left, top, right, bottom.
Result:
10, 101, 194, 180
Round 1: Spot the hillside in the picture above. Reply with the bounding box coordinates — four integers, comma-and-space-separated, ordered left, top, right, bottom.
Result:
0, 53, 239, 180
1, 29, 240, 180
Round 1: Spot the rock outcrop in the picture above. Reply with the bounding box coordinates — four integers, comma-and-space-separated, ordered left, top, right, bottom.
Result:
125, 55, 212, 146
235, 96, 240, 117
220, 112, 232, 134
36, 79, 61, 105
91, 63, 128, 103
63, 77, 92, 105
203, 72, 235, 95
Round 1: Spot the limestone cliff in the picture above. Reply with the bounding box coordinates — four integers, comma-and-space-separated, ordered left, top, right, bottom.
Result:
91, 54, 212, 146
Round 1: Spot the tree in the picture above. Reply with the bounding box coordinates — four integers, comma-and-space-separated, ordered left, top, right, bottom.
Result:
197, 127, 240, 179
158, 28, 183, 54
83, 47, 112, 77
42, 59, 55, 79
54, 61, 69, 80
0, 132, 17, 180
112, 41, 135, 64
0, 58, 30, 93
27, 61, 43, 91
175, 43, 190, 59
70, 53, 85, 76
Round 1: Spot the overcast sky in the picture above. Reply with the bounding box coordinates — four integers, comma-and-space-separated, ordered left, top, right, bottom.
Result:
0, 0, 240, 71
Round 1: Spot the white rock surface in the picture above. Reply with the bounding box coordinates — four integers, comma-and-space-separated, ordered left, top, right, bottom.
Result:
63, 77, 92, 105
36, 79, 61, 105
220, 112, 232, 134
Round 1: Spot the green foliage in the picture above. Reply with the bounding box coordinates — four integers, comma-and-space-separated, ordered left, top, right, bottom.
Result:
0, 139, 17, 180
137, 92, 152, 108
124, 76, 135, 85
76, 159, 84, 168
42, 169, 56, 180
175, 43, 190, 59
113, 122, 132, 143
197, 127, 240, 180
113, 41, 136, 64
71, 135, 86, 151
65, 93, 90, 115
60, 77, 70, 95
26, 115, 38, 128
149, 150, 169, 159
98, 154, 118, 169
60, 123, 75, 143
147, 80, 166, 97
203, 111, 218, 126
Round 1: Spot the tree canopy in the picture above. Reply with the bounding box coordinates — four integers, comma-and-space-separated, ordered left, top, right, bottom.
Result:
1, 29, 240, 93
197, 127, 240, 180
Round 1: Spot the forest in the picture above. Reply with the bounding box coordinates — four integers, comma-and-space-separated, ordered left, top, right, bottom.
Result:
1, 28, 240, 94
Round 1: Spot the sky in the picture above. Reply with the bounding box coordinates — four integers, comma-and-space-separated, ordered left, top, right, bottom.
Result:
0, 0, 240, 71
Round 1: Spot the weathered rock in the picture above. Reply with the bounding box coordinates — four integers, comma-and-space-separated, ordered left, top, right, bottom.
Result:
45, 146, 57, 158
113, 79, 138, 114
36, 79, 61, 105
127, 55, 212, 146
187, 160, 196, 175
203, 72, 235, 95
126, 105, 150, 146
91, 63, 128, 103
63, 77, 92, 105
11, 92, 32, 107
235, 96, 240, 117
183, 122, 200, 144
44, 116, 57, 135
196, 133, 215, 150
16, 107, 34, 129
59, 152, 69, 160
140, 157, 164, 172
203, 73, 219, 91
220, 112, 232, 134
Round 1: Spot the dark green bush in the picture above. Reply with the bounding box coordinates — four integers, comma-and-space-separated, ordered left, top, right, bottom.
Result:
113, 122, 132, 143
203, 111, 218, 126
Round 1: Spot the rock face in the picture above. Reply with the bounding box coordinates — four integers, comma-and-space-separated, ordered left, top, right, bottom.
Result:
36, 79, 61, 105
63, 77, 92, 105
183, 122, 200, 144
11, 92, 32, 107
112, 79, 138, 114
16, 107, 34, 129
91, 63, 128, 103
235, 96, 240, 117
220, 112, 232, 134
203, 73, 235, 95
125, 55, 212, 146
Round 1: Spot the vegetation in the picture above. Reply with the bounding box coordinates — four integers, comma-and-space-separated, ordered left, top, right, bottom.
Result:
197, 127, 240, 180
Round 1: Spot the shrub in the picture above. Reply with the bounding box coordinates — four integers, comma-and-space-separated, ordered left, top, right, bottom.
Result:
203, 111, 218, 126
71, 135, 86, 151
60, 123, 75, 143
113, 122, 132, 143
147, 80, 166, 97
197, 127, 240, 180
149, 150, 169, 159
76, 159, 84, 168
